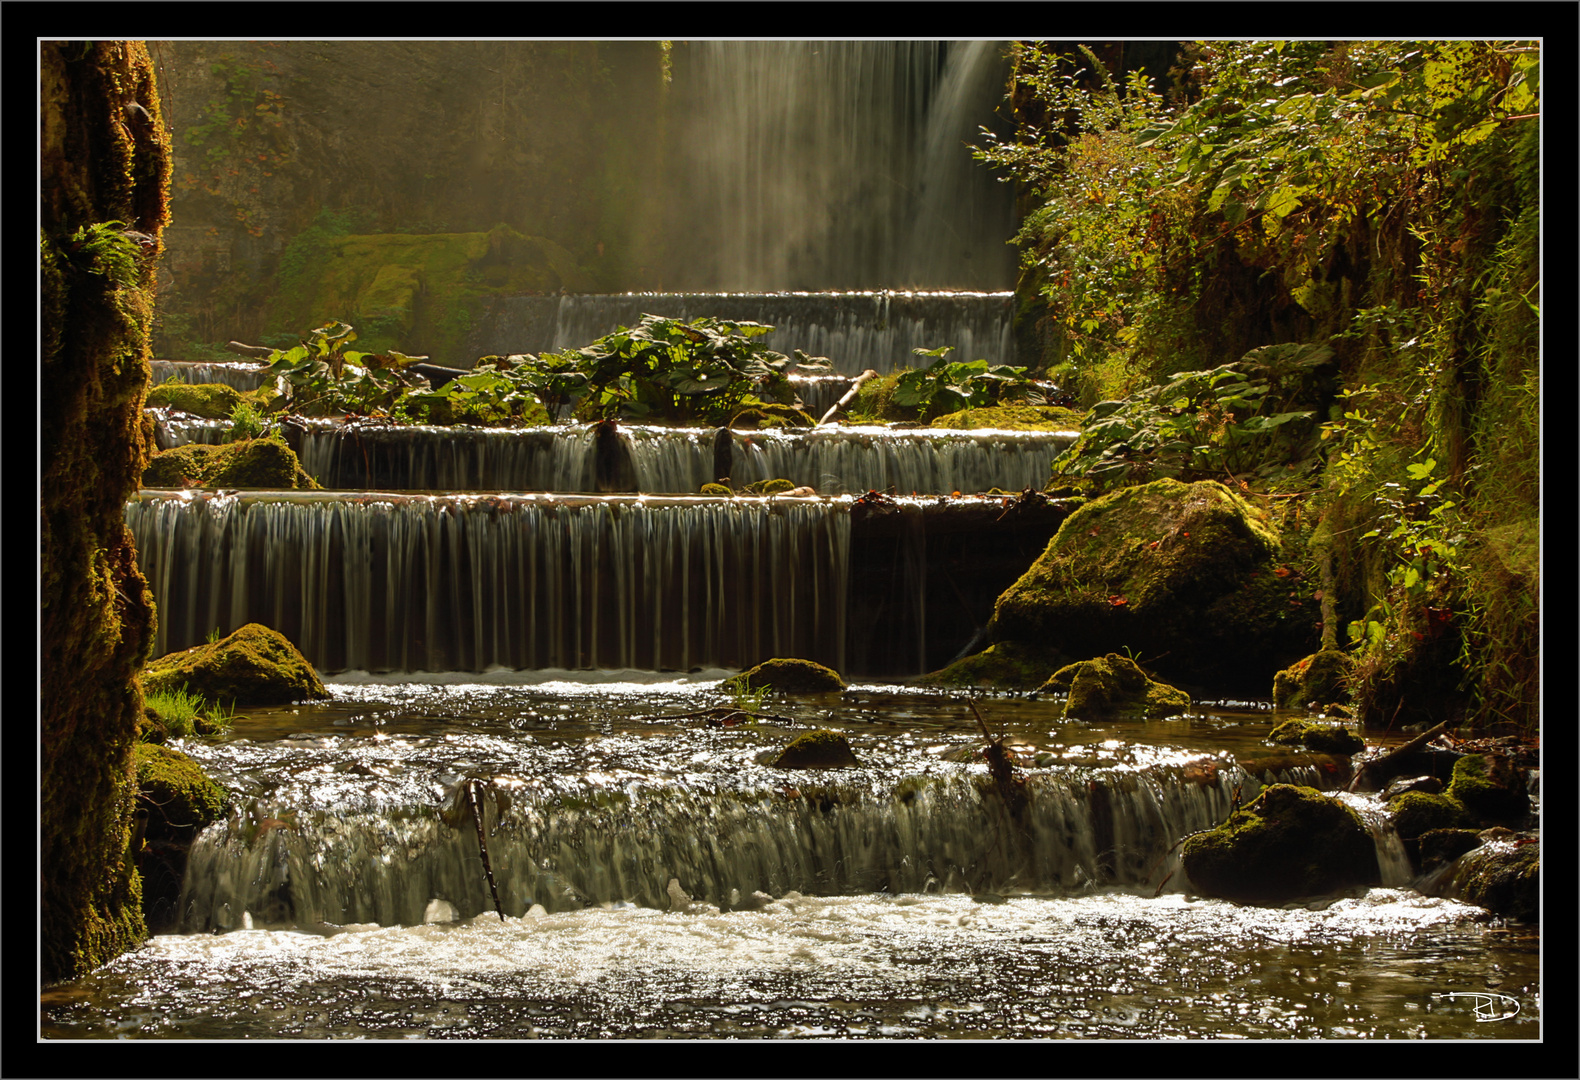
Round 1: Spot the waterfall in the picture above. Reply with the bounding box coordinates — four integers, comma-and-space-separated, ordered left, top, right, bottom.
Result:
150, 360, 271, 391
664, 41, 1015, 291
127, 491, 850, 675
176, 762, 1246, 930
286, 419, 1074, 495
466, 290, 1018, 375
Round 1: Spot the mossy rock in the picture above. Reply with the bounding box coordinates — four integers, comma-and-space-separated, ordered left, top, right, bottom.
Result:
725, 658, 846, 693
992, 479, 1316, 695
134, 743, 226, 838
1182, 783, 1380, 904
1267, 719, 1365, 755
745, 477, 797, 495
1390, 790, 1471, 841
1417, 828, 1483, 873
1443, 840, 1539, 922
917, 641, 1070, 690
773, 729, 860, 769
931, 405, 1083, 431
1445, 753, 1530, 824
1272, 649, 1349, 710
1040, 653, 1190, 719
146, 381, 245, 420
143, 623, 330, 708
142, 438, 320, 490
700, 482, 733, 496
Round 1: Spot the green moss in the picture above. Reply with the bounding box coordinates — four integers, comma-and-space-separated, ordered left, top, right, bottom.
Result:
1445, 753, 1530, 823
745, 478, 797, 495
135, 743, 226, 831
1182, 783, 1380, 904
1040, 653, 1190, 719
1446, 840, 1539, 922
143, 437, 320, 489
1267, 718, 1364, 755
917, 641, 1069, 690
932, 405, 1083, 431
991, 478, 1313, 694
725, 658, 846, 694
1390, 790, 1470, 841
773, 729, 860, 769
146, 381, 244, 419
143, 622, 330, 708
1272, 649, 1350, 710
700, 482, 732, 496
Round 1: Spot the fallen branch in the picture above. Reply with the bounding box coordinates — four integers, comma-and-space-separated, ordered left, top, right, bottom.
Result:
818, 369, 879, 425
1347, 719, 1453, 792
440, 776, 512, 920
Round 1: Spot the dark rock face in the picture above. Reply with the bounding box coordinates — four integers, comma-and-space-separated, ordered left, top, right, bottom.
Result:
773, 729, 860, 769
40, 40, 171, 984
993, 479, 1317, 696
1445, 753, 1531, 825
142, 623, 330, 708
1182, 784, 1380, 904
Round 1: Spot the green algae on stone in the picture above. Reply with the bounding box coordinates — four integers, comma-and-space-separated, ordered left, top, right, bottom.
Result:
931, 405, 1084, 431
146, 381, 245, 419
1040, 653, 1190, 720
143, 437, 320, 489
725, 658, 846, 694
992, 478, 1314, 694
1182, 783, 1380, 904
700, 482, 733, 496
1267, 718, 1365, 756
143, 623, 329, 708
1445, 753, 1530, 823
917, 641, 1069, 690
1272, 649, 1349, 710
1389, 790, 1471, 842
773, 729, 860, 769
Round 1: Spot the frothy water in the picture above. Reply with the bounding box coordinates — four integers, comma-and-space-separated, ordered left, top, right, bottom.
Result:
42, 686, 1541, 1040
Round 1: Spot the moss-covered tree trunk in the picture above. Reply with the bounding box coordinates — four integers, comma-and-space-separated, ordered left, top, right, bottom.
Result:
40, 40, 170, 984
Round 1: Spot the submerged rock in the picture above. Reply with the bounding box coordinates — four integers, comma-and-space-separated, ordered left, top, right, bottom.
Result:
726, 658, 846, 693
1182, 783, 1380, 904
1271, 649, 1349, 710
1040, 653, 1190, 719
773, 729, 860, 769
143, 622, 330, 708
1268, 718, 1365, 756
991, 478, 1316, 695
1438, 839, 1540, 922
917, 641, 1069, 691
1445, 753, 1531, 824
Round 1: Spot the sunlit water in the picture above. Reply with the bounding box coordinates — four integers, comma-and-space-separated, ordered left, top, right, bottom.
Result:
41, 679, 1541, 1040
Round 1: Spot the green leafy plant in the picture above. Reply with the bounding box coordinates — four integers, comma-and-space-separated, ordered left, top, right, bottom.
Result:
890, 347, 1039, 419
265, 320, 426, 416
1050, 342, 1332, 489
226, 400, 270, 441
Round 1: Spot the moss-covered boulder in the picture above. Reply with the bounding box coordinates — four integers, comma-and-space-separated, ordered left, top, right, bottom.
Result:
146, 381, 245, 419
745, 477, 798, 495
1441, 840, 1539, 922
992, 479, 1316, 694
917, 641, 1069, 690
1445, 753, 1530, 824
1040, 654, 1190, 720
1390, 790, 1471, 842
1417, 828, 1482, 873
143, 623, 329, 708
142, 437, 320, 489
931, 405, 1084, 431
725, 658, 846, 694
1268, 719, 1365, 756
773, 729, 860, 769
1182, 784, 1380, 904
1272, 649, 1349, 710
700, 482, 733, 496
134, 741, 226, 930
